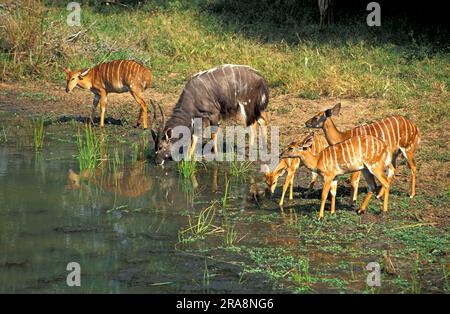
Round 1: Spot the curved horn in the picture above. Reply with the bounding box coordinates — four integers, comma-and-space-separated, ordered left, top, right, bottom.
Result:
149, 99, 158, 129
156, 100, 165, 132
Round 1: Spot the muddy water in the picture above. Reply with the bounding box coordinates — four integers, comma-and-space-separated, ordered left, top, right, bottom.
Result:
0, 112, 288, 293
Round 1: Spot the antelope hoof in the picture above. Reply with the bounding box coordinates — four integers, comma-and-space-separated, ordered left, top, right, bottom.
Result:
357, 209, 365, 215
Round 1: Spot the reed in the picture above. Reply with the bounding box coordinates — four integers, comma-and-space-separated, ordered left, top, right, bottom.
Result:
76, 124, 104, 170
32, 117, 45, 151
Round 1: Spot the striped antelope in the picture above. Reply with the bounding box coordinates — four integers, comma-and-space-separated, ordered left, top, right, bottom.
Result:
282, 133, 394, 219
63, 60, 152, 129
305, 103, 420, 201
262, 133, 328, 207
152, 64, 269, 165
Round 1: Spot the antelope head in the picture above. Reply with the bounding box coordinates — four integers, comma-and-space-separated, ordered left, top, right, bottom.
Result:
305, 103, 341, 128
63, 67, 90, 93
150, 100, 173, 165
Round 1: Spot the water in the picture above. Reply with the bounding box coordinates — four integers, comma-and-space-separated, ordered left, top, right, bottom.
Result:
0, 112, 281, 293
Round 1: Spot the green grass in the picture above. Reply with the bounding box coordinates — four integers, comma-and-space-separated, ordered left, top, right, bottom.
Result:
223, 225, 238, 247
230, 159, 253, 177
1, 1, 448, 129
32, 117, 45, 151
178, 203, 222, 243
76, 124, 105, 171
221, 178, 230, 209
178, 159, 197, 178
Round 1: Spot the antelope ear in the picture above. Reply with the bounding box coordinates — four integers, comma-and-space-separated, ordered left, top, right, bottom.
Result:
326, 103, 341, 117
79, 68, 90, 78
165, 128, 172, 140
261, 164, 270, 174
63, 67, 70, 74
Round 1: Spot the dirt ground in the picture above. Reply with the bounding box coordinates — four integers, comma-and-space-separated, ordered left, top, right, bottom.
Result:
0, 80, 448, 203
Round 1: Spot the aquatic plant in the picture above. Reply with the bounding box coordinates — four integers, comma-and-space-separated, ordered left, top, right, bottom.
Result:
178, 202, 223, 243
32, 117, 45, 151
224, 225, 239, 247
76, 124, 105, 170
178, 159, 197, 178
230, 158, 253, 177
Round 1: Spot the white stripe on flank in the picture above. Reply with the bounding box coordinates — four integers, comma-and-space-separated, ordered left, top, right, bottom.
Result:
117, 60, 123, 88
349, 139, 356, 166
340, 143, 348, 167
368, 123, 374, 137
221, 66, 232, 102
344, 141, 352, 166
403, 117, 409, 144
333, 146, 341, 172
393, 116, 400, 145
322, 149, 328, 172
357, 136, 362, 161
382, 120, 392, 152
375, 121, 385, 140
365, 135, 369, 159
231, 66, 237, 103
387, 118, 396, 149
370, 136, 375, 161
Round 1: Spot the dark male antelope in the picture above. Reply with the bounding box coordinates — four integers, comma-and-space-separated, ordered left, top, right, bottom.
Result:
283, 133, 394, 219
63, 60, 152, 129
262, 133, 328, 207
151, 64, 269, 165
305, 103, 420, 201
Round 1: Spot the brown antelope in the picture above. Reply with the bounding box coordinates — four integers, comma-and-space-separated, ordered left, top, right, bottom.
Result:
63, 60, 152, 129
283, 133, 394, 219
66, 160, 153, 197
305, 103, 420, 202
262, 133, 328, 207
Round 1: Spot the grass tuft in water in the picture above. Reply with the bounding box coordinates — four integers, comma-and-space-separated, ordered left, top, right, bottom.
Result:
230, 158, 253, 177
76, 124, 105, 171
178, 159, 197, 178
221, 178, 230, 209
32, 117, 45, 151
224, 225, 238, 247
292, 258, 313, 292
178, 202, 223, 243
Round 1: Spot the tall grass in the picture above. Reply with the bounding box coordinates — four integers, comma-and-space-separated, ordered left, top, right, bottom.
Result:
178, 159, 197, 178
76, 124, 104, 171
230, 159, 253, 177
32, 117, 45, 151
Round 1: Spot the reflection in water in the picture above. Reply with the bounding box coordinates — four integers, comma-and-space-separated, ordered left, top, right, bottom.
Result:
0, 122, 280, 293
